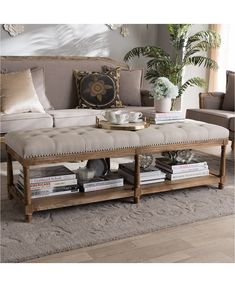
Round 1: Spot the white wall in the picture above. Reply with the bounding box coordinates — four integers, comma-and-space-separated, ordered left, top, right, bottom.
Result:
181, 24, 209, 114
0, 24, 157, 62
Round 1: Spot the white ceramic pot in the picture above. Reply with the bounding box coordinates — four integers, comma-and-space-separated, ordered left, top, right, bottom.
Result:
154, 98, 172, 113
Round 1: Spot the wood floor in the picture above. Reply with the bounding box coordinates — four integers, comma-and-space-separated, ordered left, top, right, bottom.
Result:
27, 143, 234, 263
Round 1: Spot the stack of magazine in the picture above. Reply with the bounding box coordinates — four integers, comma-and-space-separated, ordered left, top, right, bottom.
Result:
142, 110, 185, 124
118, 162, 166, 185
155, 158, 209, 180
77, 172, 124, 192
16, 165, 79, 198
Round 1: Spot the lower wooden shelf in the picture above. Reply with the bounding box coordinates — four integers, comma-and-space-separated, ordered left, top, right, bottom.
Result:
141, 174, 220, 196
10, 174, 220, 213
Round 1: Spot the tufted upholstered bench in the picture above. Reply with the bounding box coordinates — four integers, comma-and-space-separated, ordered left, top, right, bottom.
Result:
5, 120, 229, 222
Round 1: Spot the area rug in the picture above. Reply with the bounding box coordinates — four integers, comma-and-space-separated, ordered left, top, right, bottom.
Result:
1, 152, 234, 263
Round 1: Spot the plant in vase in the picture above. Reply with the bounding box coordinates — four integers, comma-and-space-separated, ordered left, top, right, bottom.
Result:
124, 24, 221, 110
151, 77, 178, 112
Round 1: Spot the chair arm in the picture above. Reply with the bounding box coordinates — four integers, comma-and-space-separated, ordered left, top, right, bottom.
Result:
140, 90, 154, 107
199, 92, 225, 109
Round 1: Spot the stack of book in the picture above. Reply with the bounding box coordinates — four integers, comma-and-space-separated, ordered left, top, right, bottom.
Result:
78, 172, 124, 192
155, 158, 209, 181
16, 165, 79, 198
118, 162, 166, 185
142, 110, 185, 124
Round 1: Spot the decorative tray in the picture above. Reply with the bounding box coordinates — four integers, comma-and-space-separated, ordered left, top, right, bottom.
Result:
96, 117, 150, 131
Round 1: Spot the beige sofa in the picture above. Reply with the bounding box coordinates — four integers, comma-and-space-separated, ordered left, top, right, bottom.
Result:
0, 56, 154, 158
186, 71, 235, 150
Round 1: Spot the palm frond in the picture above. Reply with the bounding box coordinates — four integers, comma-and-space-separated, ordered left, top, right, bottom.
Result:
186, 30, 221, 49
179, 77, 206, 96
124, 46, 170, 62
186, 56, 218, 69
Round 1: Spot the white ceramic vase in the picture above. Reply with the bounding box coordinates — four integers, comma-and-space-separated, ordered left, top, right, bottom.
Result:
154, 98, 172, 113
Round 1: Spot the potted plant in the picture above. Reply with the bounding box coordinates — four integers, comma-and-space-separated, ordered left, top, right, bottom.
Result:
151, 77, 178, 112
124, 24, 221, 109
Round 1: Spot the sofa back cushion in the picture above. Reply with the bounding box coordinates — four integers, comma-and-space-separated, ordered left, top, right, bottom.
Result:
119, 69, 143, 106
31, 67, 53, 110
0, 69, 45, 114
1, 56, 129, 109
222, 70, 235, 111
74, 68, 122, 109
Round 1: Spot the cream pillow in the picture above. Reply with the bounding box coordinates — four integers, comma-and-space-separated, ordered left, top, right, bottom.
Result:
1, 69, 45, 114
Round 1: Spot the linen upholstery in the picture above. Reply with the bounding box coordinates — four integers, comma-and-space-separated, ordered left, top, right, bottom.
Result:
48, 107, 154, 128
119, 69, 143, 106
186, 109, 235, 129
0, 112, 53, 133
222, 71, 235, 111
5, 121, 229, 159
0, 69, 45, 114
31, 67, 53, 110
1, 57, 128, 109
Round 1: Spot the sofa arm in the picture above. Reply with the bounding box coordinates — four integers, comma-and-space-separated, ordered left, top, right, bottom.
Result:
141, 90, 154, 107
199, 92, 225, 109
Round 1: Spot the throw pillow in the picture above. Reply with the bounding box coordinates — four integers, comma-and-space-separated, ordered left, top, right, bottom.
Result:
102, 66, 143, 106
31, 67, 53, 110
74, 68, 122, 109
0, 69, 45, 114
222, 71, 235, 111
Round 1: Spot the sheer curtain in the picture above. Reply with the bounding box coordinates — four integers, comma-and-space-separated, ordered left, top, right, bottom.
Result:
209, 24, 235, 92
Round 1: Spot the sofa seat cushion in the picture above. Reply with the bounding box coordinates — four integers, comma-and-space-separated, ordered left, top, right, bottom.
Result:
186, 109, 235, 129
5, 121, 229, 159
229, 117, 235, 132
48, 109, 102, 127
0, 112, 53, 134
48, 107, 155, 128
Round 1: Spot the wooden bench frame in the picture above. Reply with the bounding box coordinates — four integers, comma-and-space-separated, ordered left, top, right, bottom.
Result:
6, 138, 228, 223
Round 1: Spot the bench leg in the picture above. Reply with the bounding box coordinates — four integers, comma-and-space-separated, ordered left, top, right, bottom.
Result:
134, 154, 141, 203
218, 144, 226, 189
231, 140, 234, 151
7, 152, 14, 200
23, 166, 33, 223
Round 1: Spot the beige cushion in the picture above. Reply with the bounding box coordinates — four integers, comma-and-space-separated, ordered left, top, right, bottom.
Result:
48, 109, 102, 127
222, 71, 235, 111
5, 120, 229, 158
119, 69, 143, 106
186, 109, 234, 129
31, 68, 53, 111
48, 107, 154, 128
0, 112, 53, 133
0, 69, 45, 114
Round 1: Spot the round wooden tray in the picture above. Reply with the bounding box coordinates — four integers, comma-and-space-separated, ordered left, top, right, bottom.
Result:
96, 117, 150, 131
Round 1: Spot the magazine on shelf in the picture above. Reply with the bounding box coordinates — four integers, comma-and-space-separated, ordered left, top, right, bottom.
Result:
16, 185, 79, 198
118, 168, 165, 185
118, 162, 164, 180
155, 158, 208, 173
165, 169, 210, 180
20, 165, 76, 183
17, 182, 78, 194
78, 172, 124, 192
18, 176, 78, 190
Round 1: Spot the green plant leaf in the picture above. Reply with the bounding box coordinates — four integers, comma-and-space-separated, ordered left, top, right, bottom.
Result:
179, 77, 206, 97
186, 56, 218, 69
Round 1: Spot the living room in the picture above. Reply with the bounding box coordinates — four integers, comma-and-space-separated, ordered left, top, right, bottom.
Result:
0, 1, 234, 287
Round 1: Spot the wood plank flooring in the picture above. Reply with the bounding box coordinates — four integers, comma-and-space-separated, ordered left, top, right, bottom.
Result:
28, 215, 234, 263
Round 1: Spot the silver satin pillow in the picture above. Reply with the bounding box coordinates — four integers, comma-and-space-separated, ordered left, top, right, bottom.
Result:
1, 69, 45, 114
